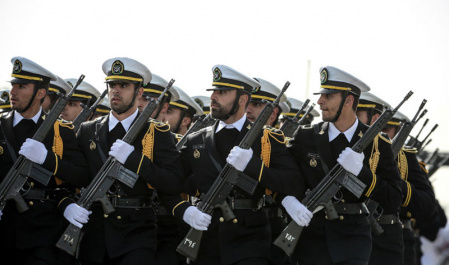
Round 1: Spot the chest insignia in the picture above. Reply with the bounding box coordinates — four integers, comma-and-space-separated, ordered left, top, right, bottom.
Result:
90, 140, 96, 151
193, 149, 200, 159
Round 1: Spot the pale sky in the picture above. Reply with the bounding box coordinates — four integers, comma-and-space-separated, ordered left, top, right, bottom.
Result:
1, 0, 449, 211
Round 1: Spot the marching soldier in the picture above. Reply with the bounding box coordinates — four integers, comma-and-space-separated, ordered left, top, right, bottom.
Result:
164, 86, 203, 135
245, 77, 292, 265
287, 66, 402, 265
168, 65, 307, 265
90, 95, 111, 120
60, 78, 101, 122
64, 57, 183, 264
42, 76, 71, 112
356, 92, 436, 265
0, 57, 90, 264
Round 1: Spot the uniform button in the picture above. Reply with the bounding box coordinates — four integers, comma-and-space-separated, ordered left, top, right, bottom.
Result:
233, 219, 238, 224
339, 215, 344, 221
28, 201, 34, 206
30, 182, 35, 187
117, 216, 122, 220
104, 214, 108, 218
219, 217, 224, 222
341, 199, 345, 203
117, 195, 121, 198
325, 215, 328, 219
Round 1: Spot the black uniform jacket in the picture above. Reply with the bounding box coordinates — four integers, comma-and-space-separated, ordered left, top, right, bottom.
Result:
399, 148, 435, 221
170, 119, 303, 265
0, 110, 90, 249
75, 114, 182, 262
287, 120, 402, 263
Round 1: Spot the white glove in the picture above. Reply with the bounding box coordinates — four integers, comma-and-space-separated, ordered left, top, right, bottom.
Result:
63, 203, 92, 228
109, 139, 134, 164
337, 147, 365, 176
226, 146, 253, 171
18, 138, 48, 165
183, 206, 212, 231
282, 196, 313, 227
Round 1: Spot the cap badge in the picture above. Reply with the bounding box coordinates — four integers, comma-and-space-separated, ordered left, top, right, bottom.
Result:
252, 86, 260, 93
213, 67, 222, 82
310, 158, 317, 167
90, 140, 96, 151
194, 98, 204, 109
112, 60, 124, 75
320, 68, 328, 84
193, 149, 200, 159
13, 59, 22, 74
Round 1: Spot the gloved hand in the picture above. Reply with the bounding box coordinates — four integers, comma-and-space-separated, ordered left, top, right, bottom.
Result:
109, 139, 134, 164
337, 147, 365, 176
183, 206, 212, 231
63, 203, 92, 228
282, 196, 313, 227
226, 146, 253, 171
18, 138, 48, 165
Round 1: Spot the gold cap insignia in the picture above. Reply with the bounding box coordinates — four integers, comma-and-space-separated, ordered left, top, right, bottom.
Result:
310, 158, 317, 167
90, 140, 96, 151
193, 149, 200, 159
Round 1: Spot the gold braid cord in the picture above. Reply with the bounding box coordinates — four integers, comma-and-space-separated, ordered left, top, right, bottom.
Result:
418, 161, 429, 174
140, 122, 170, 189
365, 135, 380, 197
398, 149, 412, 207
260, 128, 286, 195
52, 121, 72, 185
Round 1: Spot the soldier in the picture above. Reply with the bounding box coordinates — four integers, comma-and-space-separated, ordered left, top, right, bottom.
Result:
0, 56, 90, 264
60, 78, 101, 122
287, 66, 402, 265
168, 65, 307, 265
192, 95, 216, 128
164, 86, 203, 135
42, 75, 71, 112
278, 97, 320, 127
244, 77, 293, 265
64, 57, 183, 264
378, 110, 436, 265
90, 95, 111, 120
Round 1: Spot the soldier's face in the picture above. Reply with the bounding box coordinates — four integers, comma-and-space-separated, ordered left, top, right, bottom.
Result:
60, 100, 83, 121
356, 109, 370, 125
210, 89, 237, 120
382, 126, 397, 139
108, 81, 137, 113
165, 107, 182, 131
10, 83, 35, 112
246, 101, 264, 122
317, 92, 341, 122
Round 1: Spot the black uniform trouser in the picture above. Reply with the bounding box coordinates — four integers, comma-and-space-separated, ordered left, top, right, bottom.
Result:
11, 245, 76, 265
80, 248, 155, 265
403, 227, 417, 265
369, 223, 404, 265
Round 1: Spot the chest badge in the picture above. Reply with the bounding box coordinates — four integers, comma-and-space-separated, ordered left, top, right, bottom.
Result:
0, 146, 3, 155
90, 140, 96, 151
193, 149, 200, 159
309, 157, 317, 167
358, 131, 363, 138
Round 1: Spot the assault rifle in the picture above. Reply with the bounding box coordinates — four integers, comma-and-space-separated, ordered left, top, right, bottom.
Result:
273, 91, 413, 256
72, 88, 108, 132
56, 79, 175, 256
391, 99, 427, 157
0, 75, 84, 213
176, 114, 213, 151
280, 99, 310, 137
416, 123, 438, 154
406, 118, 428, 147
176, 81, 290, 261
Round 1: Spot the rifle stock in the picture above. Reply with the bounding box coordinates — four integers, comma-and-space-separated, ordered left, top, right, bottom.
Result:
0, 75, 84, 213
273, 90, 413, 257
56, 79, 175, 256
176, 81, 290, 261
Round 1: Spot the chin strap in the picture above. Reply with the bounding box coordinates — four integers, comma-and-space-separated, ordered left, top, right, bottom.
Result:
21, 82, 41, 113
331, 90, 349, 123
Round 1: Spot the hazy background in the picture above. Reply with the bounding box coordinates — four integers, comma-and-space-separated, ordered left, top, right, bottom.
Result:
1, 0, 448, 213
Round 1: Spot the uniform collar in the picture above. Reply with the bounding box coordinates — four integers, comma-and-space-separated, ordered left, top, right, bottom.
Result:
108, 109, 138, 132
13, 107, 42, 127
328, 118, 358, 142
216, 113, 247, 133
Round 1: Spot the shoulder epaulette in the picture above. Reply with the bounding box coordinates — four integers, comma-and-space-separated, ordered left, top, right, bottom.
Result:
0, 112, 8, 118
175, 133, 183, 141
302, 124, 313, 129
378, 132, 392, 144
149, 119, 170, 132
402, 146, 418, 153
55, 119, 74, 129
263, 126, 286, 144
